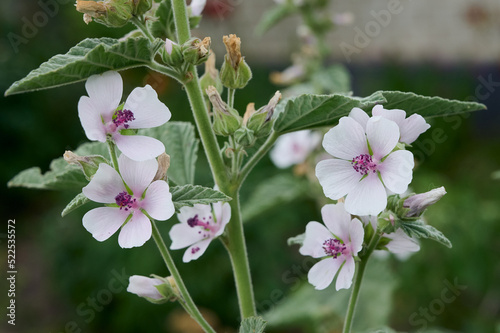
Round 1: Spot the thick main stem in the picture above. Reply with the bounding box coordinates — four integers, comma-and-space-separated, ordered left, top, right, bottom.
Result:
151, 222, 216, 333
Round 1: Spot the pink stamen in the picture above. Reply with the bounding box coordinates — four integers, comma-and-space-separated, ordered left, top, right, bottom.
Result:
113, 109, 135, 129
323, 238, 347, 258
187, 214, 216, 233
115, 191, 136, 211
351, 154, 377, 175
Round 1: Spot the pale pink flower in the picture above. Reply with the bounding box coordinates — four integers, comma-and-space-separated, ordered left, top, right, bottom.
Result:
404, 187, 446, 217
82, 154, 175, 248
349, 105, 430, 145
189, 0, 206, 16
169, 201, 230, 263
78, 71, 171, 161
300, 202, 364, 290
127, 275, 164, 300
384, 229, 420, 254
270, 130, 322, 168
316, 116, 414, 216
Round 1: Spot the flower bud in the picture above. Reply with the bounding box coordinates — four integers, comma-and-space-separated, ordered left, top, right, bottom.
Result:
153, 153, 170, 181
220, 34, 252, 89
200, 53, 223, 95
245, 91, 281, 138
76, 0, 134, 27
234, 127, 256, 147
127, 275, 179, 304
403, 187, 447, 217
161, 38, 183, 67
182, 37, 211, 66
63, 151, 108, 181
206, 86, 242, 136
133, 0, 152, 16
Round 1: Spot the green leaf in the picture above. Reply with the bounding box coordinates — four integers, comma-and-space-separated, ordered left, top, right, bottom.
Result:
373, 91, 486, 118
8, 142, 107, 190
398, 220, 452, 248
170, 185, 231, 211
239, 317, 267, 333
242, 174, 308, 222
61, 192, 90, 217
140, 122, 198, 186
273, 92, 386, 134
5, 37, 163, 95
255, 4, 297, 36
311, 64, 351, 94
287, 233, 305, 246
150, 0, 175, 40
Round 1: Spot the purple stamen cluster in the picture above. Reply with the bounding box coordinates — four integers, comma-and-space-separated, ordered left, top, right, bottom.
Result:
351, 154, 376, 175
115, 191, 136, 211
323, 238, 347, 258
113, 109, 135, 129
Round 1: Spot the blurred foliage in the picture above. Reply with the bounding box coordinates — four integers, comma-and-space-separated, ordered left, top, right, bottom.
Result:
1, 1, 500, 333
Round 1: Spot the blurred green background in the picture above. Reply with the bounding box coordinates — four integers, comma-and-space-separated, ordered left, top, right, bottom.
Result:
1, 1, 499, 333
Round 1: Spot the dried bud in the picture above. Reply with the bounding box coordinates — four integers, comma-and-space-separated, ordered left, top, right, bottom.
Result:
220, 34, 252, 89
200, 53, 223, 95
206, 86, 242, 136
153, 153, 170, 181
403, 187, 447, 217
182, 37, 211, 66
76, 0, 134, 27
64, 151, 108, 180
246, 91, 281, 138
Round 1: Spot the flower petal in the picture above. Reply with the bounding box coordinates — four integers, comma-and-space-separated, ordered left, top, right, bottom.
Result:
335, 256, 355, 290
323, 117, 368, 159
316, 159, 361, 200
142, 181, 175, 221
321, 203, 352, 241
190, 0, 206, 16
366, 116, 399, 160
83, 207, 128, 242
118, 211, 152, 248
372, 105, 406, 126
348, 218, 364, 255
124, 85, 171, 129
399, 114, 430, 144
78, 96, 107, 142
344, 173, 387, 216
308, 258, 343, 290
349, 107, 370, 130
214, 202, 231, 237
299, 222, 332, 258
378, 150, 414, 194
127, 275, 164, 300
177, 204, 212, 224
183, 238, 211, 263
118, 154, 157, 196
82, 163, 125, 203
359, 215, 377, 231
114, 134, 165, 161
169, 223, 206, 250
385, 229, 420, 254
85, 71, 122, 120
270, 130, 319, 168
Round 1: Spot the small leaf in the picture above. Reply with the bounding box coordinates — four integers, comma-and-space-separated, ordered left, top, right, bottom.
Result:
239, 316, 267, 333
273, 93, 386, 134
150, 0, 175, 40
398, 220, 452, 248
242, 174, 308, 222
5, 37, 163, 95
170, 185, 231, 211
140, 122, 198, 186
61, 192, 90, 217
255, 4, 297, 36
287, 233, 305, 247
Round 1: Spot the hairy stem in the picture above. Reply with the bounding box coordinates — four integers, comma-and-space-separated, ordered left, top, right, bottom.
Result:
238, 131, 279, 184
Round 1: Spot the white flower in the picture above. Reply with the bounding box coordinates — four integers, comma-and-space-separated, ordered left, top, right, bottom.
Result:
169, 201, 230, 263
316, 116, 414, 216
82, 154, 175, 248
78, 71, 171, 161
384, 229, 420, 254
189, 0, 206, 16
349, 105, 430, 145
300, 203, 364, 290
127, 275, 164, 300
270, 130, 322, 168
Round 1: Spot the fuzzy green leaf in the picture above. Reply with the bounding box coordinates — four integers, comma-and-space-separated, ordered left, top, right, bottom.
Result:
5, 37, 163, 95
140, 122, 198, 186
150, 0, 175, 40
399, 220, 452, 248
171, 185, 231, 211
61, 192, 90, 217
239, 317, 267, 333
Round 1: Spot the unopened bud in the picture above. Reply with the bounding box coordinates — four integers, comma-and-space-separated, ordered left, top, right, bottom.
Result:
162, 38, 183, 66
64, 151, 108, 180
200, 53, 223, 94
206, 86, 242, 136
403, 187, 447, 217
154, 153, 170, 181
127, 275, 179, 304
234, 127, 256, 147
182, 37, 211, 66
246, 91, 281, 137
76, 0, 134, 27
220, 34, 252, 89
133, 0, 152, 16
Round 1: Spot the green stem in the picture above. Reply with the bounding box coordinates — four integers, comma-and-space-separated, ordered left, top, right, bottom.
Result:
151, 222, 216, 333
148, 61, 184, 83
171, 0, 191, 44
342, 232, 382, 333
131, 16, 154, 42
222, 189, 257, 318
227, 88, 235, 108
238, 131, 279, 184
107, 140, 120, 173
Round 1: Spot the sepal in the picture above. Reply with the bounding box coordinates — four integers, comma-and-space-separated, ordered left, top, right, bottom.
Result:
63, 151, 109, 181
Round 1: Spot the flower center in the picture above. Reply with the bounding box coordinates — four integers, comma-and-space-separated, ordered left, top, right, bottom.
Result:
351, 154, 377, 175
323, 238, 347, 258
112, 109, 135, 129
115, 191, 137, 211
